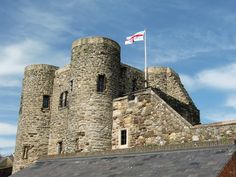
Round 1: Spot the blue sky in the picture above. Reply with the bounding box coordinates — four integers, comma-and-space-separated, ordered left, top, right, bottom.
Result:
1, 0, 236, 155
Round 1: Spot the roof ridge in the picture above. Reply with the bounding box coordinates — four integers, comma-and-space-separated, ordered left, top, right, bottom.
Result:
40, 139, 236, 161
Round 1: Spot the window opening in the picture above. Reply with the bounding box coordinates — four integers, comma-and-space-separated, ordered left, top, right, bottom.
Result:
58, 141, 63, 154
22, 145, 30, 159
97, 75, 105, 92
120, 129, 127, 145
59, 93, 63, 107
70, 80, 73, 91
132, 78, 137, 92
64, 91, 68, 107
120, 67, 127, 77
42, 95, 50, 109
59, 91, 68, 108
128, 94, 135, 101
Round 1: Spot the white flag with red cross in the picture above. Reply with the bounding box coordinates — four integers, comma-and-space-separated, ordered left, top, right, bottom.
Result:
125, 30, 145, 45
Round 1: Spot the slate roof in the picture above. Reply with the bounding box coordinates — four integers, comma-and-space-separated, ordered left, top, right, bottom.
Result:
11, 144, 236, 177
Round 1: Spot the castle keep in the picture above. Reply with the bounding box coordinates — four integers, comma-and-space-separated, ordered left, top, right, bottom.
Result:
13, 37, 236, 173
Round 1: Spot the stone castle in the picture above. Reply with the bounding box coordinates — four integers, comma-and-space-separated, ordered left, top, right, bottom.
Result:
13, 36, 236, 173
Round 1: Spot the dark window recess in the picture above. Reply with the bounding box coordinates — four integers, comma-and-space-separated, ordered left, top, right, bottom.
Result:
132, 78, 137, 92
64, 91, 68, 107
42, 95, 50, 109
97, 75, 106, 92
121, 130, 127, 145
70, 80, 73, 91
76, 138, 83, 151
120, 67, 127, 77
59, 93, 63, 107
22, 146, 30, 159
128, 94, 135, 101
19, 95, 23, 114
59, 91, 68, 108
58, 142, 63, 154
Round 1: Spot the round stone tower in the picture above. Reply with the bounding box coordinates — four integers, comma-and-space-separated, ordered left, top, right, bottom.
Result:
66, 37, 120, 153
13, 64, 58, 173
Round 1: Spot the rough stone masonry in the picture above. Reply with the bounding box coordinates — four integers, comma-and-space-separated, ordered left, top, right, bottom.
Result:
13, 36, 236, 173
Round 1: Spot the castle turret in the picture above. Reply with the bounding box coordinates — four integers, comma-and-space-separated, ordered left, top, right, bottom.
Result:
65, 37, 121, 153
148, 67, 200, 125
13, 64, 58, 172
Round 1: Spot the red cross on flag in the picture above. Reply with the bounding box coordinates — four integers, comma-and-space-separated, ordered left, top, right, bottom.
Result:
125, 30, 145, 45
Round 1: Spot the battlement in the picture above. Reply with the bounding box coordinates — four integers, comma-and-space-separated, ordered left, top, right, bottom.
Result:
72, 36, 120, 51
148, 66, 177, 75
25, 64, 59, 72
54, 65, 70, 76
148, 66, 195, 105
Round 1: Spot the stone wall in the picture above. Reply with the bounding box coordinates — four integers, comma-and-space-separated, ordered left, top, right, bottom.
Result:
148, 67, 200, 125
112, 88, 236, 149
148, 67, 193, 105
13, 64, 58, 173
192, 121, 236, 142
48, 65, 71, 155
153, 88, 200, 125
119, 63, 145, 96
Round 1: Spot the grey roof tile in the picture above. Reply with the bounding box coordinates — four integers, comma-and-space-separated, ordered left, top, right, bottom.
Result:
11, 145, 236, 177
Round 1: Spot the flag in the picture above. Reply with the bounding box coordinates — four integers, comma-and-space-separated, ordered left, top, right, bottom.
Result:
125, 30, 145, 45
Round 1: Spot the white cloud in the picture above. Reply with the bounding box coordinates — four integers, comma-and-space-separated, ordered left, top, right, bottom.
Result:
0, 39, 68, 87
180, 62, 236, 91
15, 3, 83, 39
0, 138, 15, 148
0, 105, 18, 112
0, 123, 17, 135
0, 89, 20, 96
197, 64, 236, 90
0, 39, 48, 76
0, 77, 21, 87
225, 95, 236, 109
0, 147, 15, 155
179, 74, 200, 91
204, 112, 236, 123
150, 28, 236, 64
21, 7, 71, 33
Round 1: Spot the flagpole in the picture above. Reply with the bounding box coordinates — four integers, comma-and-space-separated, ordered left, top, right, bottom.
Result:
144, 29, 148, 88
